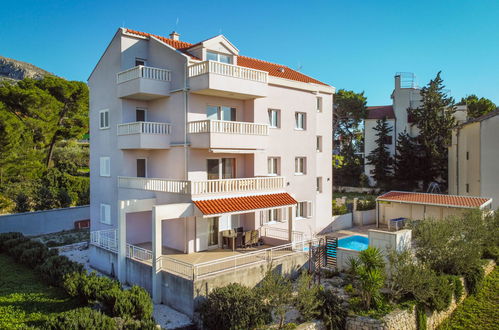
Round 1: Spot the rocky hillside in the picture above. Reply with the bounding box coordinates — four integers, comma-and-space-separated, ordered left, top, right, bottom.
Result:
0, 55, 52, 81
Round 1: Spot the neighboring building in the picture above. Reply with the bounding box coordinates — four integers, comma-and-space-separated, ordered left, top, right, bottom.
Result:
88, 28, 334, 314
448, 109, 499, 209
364, 73, 467, 185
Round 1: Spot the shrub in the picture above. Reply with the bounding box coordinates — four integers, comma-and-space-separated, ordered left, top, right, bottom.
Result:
127, 285, 153, 320
37, 255, 83, 286
482, 246, 499, 262
256, 269, 293, 328
294, 272, 322, 321
358, 247, 385, 271
356, 198, 376, 211
318, 290, 347, 330
416, 305, 427, 330
450, 276, 464, 301
332, 200, 348, 215
0, 232, 23, 251
64, 271, 121, 305
426, 276, 453, 312
100, 286, 133, 318
464, 262, 485, 295
44, 307, 116, 330
19, 245, 50, 266
198, 283, 271, 330
3, 236, 30, 253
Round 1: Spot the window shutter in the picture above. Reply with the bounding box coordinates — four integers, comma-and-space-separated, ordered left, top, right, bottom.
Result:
306, 201, 313, 218
105, 111, 109, 128
100, 204, 111, 224
100, 158, 105, 176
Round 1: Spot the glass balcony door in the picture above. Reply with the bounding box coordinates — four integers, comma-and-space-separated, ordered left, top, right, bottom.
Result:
207, 105, 236, 121
207, 158, 236, 180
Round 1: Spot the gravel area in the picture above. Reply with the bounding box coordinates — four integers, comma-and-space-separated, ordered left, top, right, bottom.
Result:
59, 243, 193, 329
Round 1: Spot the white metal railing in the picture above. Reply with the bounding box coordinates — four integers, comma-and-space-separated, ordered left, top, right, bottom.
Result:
187, 120, 269, 136
90, 229, 117, 252
117, 122, 172, 136
126, 244, 153, 264
117, 65, 171, 84
188, 60, 268, 83
261, 226, 305, 242
118, 176, 285, 195
118, 176, 191, 194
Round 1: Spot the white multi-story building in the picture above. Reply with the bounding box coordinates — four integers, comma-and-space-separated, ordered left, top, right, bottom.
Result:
364, 73, 467, 185
88, 28, 334, 315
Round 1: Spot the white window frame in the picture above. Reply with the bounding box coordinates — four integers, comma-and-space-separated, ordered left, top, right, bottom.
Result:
317, 177, 323, 193
267, 157, 280, 176
295, 112, 306, 130
316, 96, 323, 112
99, 109, 109, 129
294, 157, 306, 175
268, 109, 281, 128
260, 207, 287, 225
99, 157, 110, 177
207, 105, 237, 121
316, 136, 323, 152
206, 51, 232, 64
100, 203, 111, 225
296, 201, 312, 219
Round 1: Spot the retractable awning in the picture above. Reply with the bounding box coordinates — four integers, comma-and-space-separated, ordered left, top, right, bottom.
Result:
376, 191, 492, 209
193, 193, 297, 217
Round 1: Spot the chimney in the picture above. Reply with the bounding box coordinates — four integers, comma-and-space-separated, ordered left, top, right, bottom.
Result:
169, 31, 180, 41
394, 74, 401, 90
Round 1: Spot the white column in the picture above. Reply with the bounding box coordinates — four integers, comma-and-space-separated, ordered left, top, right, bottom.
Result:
117, 200, 127, 282
151, 206, 162, 304
288, 205, 295, 242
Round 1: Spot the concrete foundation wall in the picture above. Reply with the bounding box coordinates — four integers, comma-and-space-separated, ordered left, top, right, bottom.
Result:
336, 247, 360, 271
0, 206, 90, 236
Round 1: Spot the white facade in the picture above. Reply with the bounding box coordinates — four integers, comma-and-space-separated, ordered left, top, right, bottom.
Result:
88, 28, 334, 303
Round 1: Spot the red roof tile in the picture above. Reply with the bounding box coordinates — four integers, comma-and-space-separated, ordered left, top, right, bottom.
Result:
193, 193, 297, 215
124, 29, 328, 86
366, 106, 395, 119
377, 191, 491, 209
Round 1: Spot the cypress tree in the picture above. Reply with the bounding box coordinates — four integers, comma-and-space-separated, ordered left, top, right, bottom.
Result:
393, 132, 421, 190
366, 118, 393, 188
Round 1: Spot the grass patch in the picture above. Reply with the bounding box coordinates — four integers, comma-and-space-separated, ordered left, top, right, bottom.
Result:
439, 268, 499, 330
0, 254, 80, 329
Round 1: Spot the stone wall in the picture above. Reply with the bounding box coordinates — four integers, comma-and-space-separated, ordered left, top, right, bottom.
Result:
346, 260, 496, 330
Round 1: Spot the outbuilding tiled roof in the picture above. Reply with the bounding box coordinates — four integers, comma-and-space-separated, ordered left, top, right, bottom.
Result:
124, 28, 328, 86
193, 193, 297, 216
366, 106, 395, 120
377, 191, 492, 209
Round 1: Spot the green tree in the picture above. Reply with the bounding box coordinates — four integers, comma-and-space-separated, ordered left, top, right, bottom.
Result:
412, 72, 456, 188
334, 141, 363, 186
393, 131, 422, 190
333, 89, 367, 140
366, 118, 393, 188
256, 269, 293, 328
459, 94, 496, 119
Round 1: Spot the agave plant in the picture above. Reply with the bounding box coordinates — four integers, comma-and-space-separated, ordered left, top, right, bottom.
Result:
358, 246, 385, 271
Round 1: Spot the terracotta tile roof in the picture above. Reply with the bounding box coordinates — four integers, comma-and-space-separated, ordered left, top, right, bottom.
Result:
124, 28, 328, 86
366, 106, 395, 120
193, 193, 297, 215
377, 191, 491, 209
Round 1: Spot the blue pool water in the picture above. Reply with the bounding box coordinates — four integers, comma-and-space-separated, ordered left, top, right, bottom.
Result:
338, 235, 368, 251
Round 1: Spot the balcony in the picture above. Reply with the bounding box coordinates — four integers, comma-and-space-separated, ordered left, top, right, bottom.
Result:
117, 66, 171, 100
117, 122, 171, 149
188, 61, 268, 99
188, 120, 269, 151
118, 176, 285, 197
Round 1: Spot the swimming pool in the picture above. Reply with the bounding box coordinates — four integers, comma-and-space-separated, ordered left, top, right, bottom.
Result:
338, 235, 368, 251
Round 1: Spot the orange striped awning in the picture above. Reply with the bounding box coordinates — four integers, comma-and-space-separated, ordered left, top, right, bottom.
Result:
377, 191, 492, 209
193, 193, 297, 216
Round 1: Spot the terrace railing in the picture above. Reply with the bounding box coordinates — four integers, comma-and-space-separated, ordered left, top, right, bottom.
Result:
188, 60, 268, 83
117, 65, 171, 84
117, 122, 172, 136
261, 226, 305, 242
187, 120, 269, 136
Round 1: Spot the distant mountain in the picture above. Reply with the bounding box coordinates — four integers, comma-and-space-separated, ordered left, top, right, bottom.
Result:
0, 55, 53, 81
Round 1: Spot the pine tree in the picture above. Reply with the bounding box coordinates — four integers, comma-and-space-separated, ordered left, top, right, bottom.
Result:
393, 132, 421, 190
412, 72, 456, 189
366, 118, 393, 188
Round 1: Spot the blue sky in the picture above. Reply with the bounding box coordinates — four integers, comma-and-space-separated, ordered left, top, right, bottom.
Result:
1, 0, 498, 105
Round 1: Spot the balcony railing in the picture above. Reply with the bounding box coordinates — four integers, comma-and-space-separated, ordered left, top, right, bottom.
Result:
188, 120, 269, 136
117, 122, 172, 136
117, 176, 286, 195
261, 226, 305, 242
117, 65, 171, 84
90, 230, 153, 264
188, 60, 268, 83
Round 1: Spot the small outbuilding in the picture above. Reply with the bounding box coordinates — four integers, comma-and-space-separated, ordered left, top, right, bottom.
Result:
376, 191, 493, 227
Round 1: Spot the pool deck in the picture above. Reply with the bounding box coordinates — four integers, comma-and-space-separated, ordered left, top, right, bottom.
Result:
320, 224, 390, 239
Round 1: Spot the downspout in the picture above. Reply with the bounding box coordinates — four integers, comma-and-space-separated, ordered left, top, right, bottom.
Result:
456, 128, 459, 194
183, 60, 189, 180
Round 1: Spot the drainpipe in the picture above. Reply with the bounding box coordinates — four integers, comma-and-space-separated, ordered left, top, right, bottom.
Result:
456, 128, 460, 194
183, 60, 189, 180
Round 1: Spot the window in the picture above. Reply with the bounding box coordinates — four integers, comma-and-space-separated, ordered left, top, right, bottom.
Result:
100, 157, 110, 177
99, 110, 109, 129
207, 105, 236, 121
296, 201, 312, 219
383, 136, 393, 145
207, 158, 235, 179
316, 177, 323, 193
295, 112, 306, 130
466, 151, 469, 160
135, 58, 146, 66
136, 108, 147, 122
136, 159, 146, 178
316, 97, 323, 112
260, 208, 286, 225
206, 51, 231, 64
268, 109, 280, 128
316, 136, 323, 152
466, 184, 469, 193
267, 157, 280, 176
100, 204, 111, 225
295, 157, 306, 175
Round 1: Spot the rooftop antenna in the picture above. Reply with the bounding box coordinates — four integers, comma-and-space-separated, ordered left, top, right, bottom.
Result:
296, 62, 303, 71
174, 17, 179, 29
